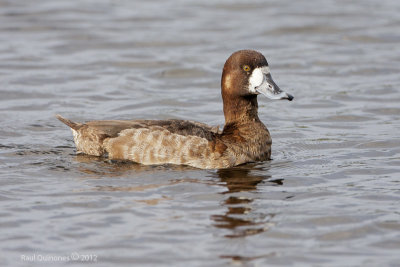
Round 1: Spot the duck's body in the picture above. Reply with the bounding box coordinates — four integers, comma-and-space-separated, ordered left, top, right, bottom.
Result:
57, 50, 293, 169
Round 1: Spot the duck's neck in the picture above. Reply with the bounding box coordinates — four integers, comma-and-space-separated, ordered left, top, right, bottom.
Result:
222, 94, 260, 125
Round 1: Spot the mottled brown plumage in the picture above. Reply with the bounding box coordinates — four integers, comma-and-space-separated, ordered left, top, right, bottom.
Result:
56, 50, 293, 169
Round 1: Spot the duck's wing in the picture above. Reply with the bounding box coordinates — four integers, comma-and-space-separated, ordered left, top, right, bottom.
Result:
126, 119, 221, 140
82, 119, 220, 139
56, 115, 220, 139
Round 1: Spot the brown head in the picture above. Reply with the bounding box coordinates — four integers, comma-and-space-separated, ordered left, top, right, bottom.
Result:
221, 50, 293, 123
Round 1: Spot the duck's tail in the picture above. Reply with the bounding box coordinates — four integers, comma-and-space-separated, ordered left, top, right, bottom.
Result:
55, 114, 82, 130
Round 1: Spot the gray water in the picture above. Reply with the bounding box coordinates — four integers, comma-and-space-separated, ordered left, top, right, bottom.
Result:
1, 0, 400, 266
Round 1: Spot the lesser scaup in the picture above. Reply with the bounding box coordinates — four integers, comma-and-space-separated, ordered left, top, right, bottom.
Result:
57, 50, 293, 169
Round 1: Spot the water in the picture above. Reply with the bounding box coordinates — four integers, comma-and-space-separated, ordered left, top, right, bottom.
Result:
1, 0, 400, 266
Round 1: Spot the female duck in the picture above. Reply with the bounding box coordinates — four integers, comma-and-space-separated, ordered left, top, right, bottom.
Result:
57, 50, 293, 169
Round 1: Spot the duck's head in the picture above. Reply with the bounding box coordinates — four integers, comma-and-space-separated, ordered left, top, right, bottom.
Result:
221, 50, 293, 101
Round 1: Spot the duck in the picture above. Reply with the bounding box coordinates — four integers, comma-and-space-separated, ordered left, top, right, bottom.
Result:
56, 50, 293, 169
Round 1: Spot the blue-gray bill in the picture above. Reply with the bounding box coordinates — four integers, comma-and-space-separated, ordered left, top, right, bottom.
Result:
256, 73, 294, 101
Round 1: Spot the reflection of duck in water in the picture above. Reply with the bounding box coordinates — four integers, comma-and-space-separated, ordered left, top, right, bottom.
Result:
211, 166, 283, 238
56, 50, 293, 169
74, 154, 192, 177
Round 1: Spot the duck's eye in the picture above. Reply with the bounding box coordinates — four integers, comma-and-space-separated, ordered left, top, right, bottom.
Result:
243, 65, 251, 72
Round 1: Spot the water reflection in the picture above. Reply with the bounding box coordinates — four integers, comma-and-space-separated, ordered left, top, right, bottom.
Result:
211, 165, 282, 238
73, 155, 219, 194
74, 154, 197, 177
73, 155, 282, 238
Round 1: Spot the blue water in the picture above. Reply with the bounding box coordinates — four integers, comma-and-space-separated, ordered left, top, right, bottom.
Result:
1, 0, 400, 266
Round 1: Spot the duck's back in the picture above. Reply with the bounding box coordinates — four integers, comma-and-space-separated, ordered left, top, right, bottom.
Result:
56, 115, 231, 169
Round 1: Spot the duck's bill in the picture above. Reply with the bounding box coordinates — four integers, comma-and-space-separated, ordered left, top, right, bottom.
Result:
255, 73, 294, 101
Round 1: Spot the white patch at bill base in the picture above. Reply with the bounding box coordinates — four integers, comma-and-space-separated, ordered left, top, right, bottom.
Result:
248, 66, 270, 93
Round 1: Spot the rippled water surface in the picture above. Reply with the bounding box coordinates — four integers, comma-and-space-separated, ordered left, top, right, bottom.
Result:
1, 0, 400, 266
